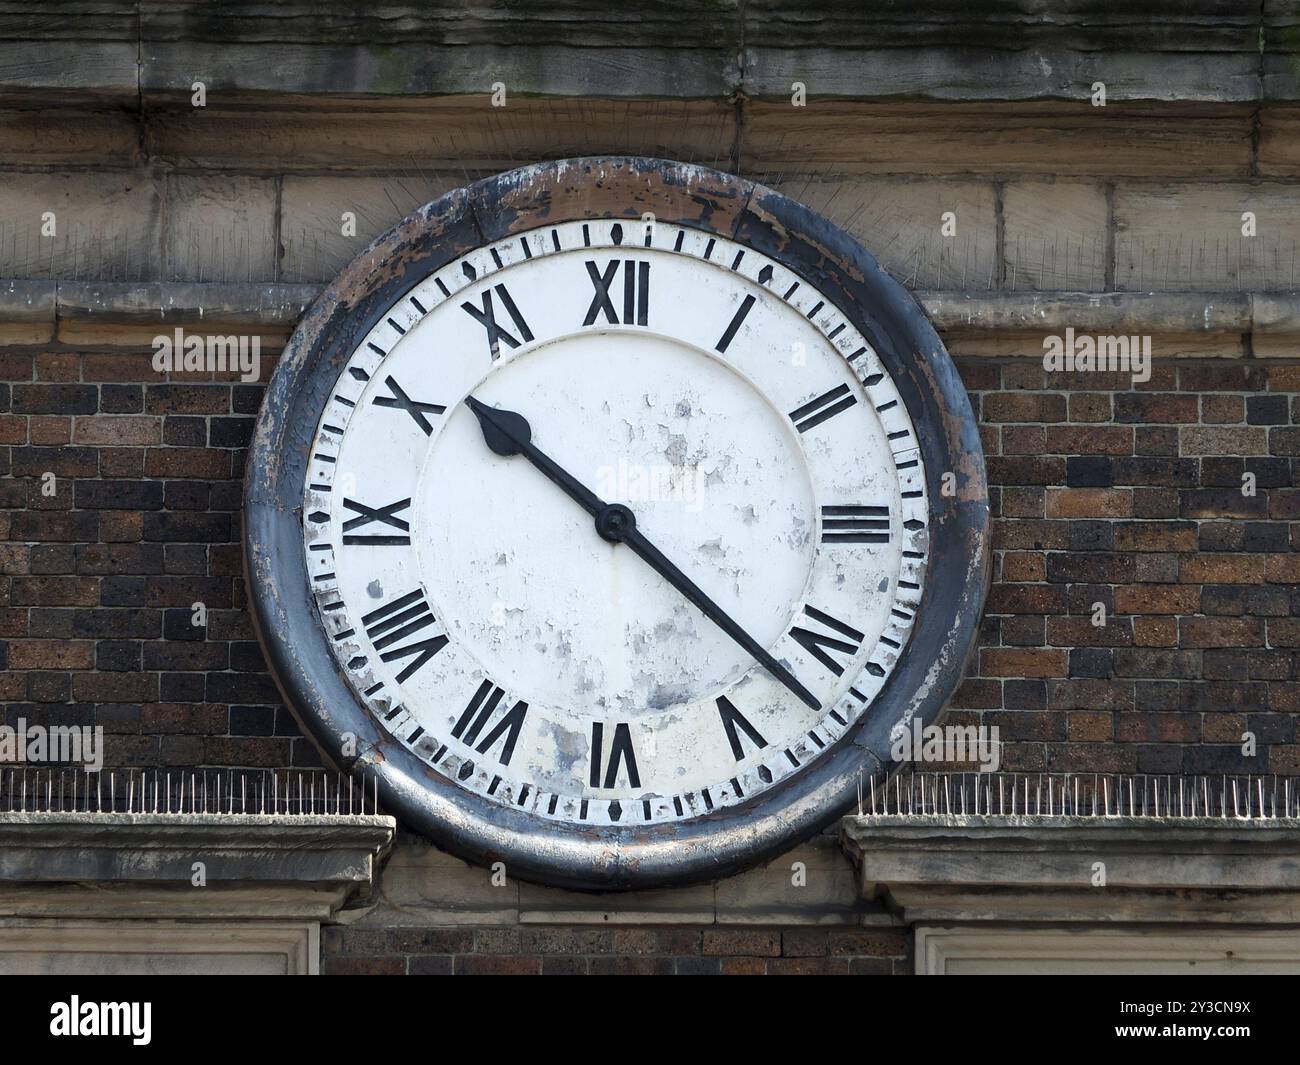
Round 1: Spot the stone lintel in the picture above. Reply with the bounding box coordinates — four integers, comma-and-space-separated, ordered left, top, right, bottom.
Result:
841, 814, 1300, 926
0, 813, 396, 921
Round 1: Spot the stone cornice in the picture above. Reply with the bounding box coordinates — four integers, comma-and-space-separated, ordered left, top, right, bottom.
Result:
1, 2, 1293, 105
1, 279, 1295, 352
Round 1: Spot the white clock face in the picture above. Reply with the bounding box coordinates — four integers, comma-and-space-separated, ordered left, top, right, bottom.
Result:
301, 219, 929, 827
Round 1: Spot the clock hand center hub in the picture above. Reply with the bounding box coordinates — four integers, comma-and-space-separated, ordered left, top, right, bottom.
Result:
595, 502, 636, 543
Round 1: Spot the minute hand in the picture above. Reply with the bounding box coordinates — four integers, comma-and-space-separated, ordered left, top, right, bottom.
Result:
618, 526, 821, 712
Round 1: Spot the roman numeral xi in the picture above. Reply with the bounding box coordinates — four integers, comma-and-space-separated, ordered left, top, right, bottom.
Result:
462, 284, 533, 359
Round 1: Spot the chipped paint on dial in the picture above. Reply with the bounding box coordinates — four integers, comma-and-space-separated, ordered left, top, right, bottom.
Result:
301, 219, 928, 826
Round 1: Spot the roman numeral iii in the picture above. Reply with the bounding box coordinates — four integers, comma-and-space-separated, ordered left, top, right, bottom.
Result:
789, 605, 865, 676
583, 259, 650, 326
821, 504, 890, 544
361, 589, 448, 683
589, 721, 640, 789
462, 284, 534, 359
452, 680, 529, 767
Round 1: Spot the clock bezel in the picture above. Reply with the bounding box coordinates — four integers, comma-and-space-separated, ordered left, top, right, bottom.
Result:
245, 156, 990, 890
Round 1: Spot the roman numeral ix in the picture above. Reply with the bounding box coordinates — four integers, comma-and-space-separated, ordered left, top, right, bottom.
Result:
452, 679, 529, 767
583, 259, 650, 326
589, 721, 640, 789
362, 589, 448, 683
462, 284, 533, 359
789, 605, 865, 676
342, 496, 411, 546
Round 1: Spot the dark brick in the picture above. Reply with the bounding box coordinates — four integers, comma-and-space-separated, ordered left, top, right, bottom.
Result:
75, 479, 165, 510
1247, 395, 1289, 425
12, 384, 97, 414
101, 385, 143, 413
1065, 456, 1112, 487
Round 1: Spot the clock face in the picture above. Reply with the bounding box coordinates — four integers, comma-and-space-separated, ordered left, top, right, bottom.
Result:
301, 220, 928, 826
246, 157, 988, 889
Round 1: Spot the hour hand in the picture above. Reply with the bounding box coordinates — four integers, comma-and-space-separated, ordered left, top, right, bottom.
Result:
464, 395, 533, 457
465, 395, 604, 518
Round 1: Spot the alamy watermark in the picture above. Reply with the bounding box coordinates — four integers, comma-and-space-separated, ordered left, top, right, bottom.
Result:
890, 719, 1001, 773
151, 327, 261, 382
0, 718, 103, 771
1042, 327, 1151, 383
595, 459, 706, 513
50, 997, 151, 1045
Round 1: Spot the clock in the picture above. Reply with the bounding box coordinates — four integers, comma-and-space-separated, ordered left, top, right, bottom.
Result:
245, 157, 988, 889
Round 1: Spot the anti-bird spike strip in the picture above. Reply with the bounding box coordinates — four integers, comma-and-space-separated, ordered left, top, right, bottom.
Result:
0, 767, 378, 817
861, 772, 1300, 820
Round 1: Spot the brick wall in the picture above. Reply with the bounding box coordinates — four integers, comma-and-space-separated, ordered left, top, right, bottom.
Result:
954, 359, 1300, 777
1, 351, 1295, 777
321, 925, 912, 975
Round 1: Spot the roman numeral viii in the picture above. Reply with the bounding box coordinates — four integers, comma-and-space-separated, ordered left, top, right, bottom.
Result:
342, 496, 410, 546
452, 680, 528, 767
789, 605, 865, 676
583, 259, 649, 326
462, 284, 533, 359
361, 589, 448, 683
589, 722, 640, 789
